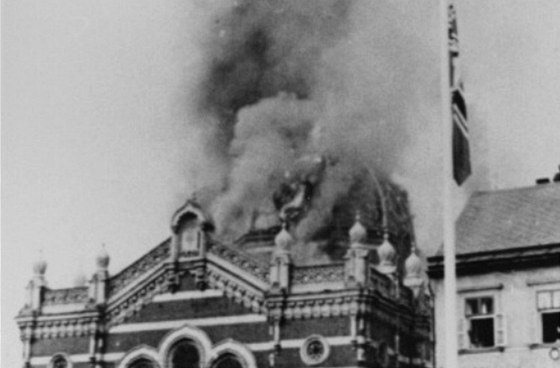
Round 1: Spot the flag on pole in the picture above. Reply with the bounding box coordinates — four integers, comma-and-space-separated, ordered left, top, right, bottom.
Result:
448, 4, 472, 185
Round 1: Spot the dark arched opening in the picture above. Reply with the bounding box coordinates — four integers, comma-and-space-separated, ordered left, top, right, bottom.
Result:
128, 358, 156, 368
170, 340, 201, 368
212, 353, 243, 368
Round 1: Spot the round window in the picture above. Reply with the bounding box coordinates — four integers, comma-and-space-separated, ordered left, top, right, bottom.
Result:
300, 335, 330, 366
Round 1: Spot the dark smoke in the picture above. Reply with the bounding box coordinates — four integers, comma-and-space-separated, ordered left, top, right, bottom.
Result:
186, 0, 444, 252
197, 0, 351, 152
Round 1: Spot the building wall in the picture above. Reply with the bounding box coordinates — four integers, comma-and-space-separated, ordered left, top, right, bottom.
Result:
431, 265, 560, 368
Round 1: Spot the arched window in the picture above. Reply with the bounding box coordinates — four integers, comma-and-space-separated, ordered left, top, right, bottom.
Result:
211, 353, 243, 368
169, 340, 201, 368
128, 358, 156, 368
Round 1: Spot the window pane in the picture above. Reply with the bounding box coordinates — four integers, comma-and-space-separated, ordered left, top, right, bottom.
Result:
538, 291, 552, 310
469, 318, 494, 348
466, 299, 478, 316
542, 312, 560, 343
480, 298, 493, 315
553, 291, 560, 309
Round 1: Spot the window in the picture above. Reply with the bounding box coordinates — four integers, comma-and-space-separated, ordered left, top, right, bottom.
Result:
128, 358, 155, 368
50, 354, 70, 368
300, 335, 330, 366
211, 353, 244, 368
459, 296, 506, 350
537, 290, 560, 343
169, 340, 201, 368
465, 297, 494, 348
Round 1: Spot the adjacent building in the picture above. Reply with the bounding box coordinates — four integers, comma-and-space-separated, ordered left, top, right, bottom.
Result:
429, 181, 560, 368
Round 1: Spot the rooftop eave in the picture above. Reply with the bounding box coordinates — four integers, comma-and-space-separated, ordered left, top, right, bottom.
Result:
427, 242, 560, 279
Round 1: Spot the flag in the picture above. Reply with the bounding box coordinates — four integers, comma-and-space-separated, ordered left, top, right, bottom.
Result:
448, 4, 471, 185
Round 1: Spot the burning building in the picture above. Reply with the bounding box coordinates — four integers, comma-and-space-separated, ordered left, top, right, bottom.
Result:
16, 1, 441, 367
16, 165, 433, 368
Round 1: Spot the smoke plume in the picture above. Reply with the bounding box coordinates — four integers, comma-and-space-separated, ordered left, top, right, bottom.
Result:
184, 0, 444, 252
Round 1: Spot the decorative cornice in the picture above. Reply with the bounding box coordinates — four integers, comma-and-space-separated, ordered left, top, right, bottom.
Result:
43, 287, 89, 306
18, 313, 101, 340
206, 266, 266, 314
108, 240, 171, 296
208, 242, 270, 283
106, 267, 176, 327
291, 264, 345, 285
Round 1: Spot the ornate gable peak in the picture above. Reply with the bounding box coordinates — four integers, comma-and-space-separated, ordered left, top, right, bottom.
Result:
171, 199, 213, 234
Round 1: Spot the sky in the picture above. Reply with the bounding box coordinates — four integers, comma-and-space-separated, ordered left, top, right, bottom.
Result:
2, 1, 560, 367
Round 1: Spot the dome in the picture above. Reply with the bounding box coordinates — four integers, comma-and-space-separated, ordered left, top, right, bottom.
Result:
96, 244, 110, 269
405, 248, 423, 278
33, 252, 47, 276
349, 214, 367, 244
377, 235, 397, 274
275, 225, 294, 250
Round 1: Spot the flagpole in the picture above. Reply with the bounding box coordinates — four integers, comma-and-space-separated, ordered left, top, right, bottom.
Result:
440, 0, 458, 367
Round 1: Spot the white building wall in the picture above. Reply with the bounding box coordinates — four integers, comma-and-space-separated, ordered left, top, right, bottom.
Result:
432, 265, 560, 368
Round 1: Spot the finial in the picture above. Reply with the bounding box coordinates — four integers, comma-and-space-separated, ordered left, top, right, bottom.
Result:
33, 249, 47, 276
274, 222, 294, 251
405, 245, 423, 279
349, 211, 367, 245
377, 233, 397, 274
96, 243, 110, 270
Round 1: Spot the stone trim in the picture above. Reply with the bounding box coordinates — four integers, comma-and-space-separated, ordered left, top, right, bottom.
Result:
108, 314, 267, 334
115, 345, 161, 368
158, 324, 213, 367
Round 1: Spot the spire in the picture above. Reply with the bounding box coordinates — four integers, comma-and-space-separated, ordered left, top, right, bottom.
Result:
349, 212, 367, 245
32, 249, 47, 277
405, 244, 423, 279
377, 231, 396, 275
96, 243, 110, 271
274, 222, 294, 252
403, 243, 425, 297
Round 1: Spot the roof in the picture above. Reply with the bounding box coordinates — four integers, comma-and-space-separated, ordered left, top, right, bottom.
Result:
455, 182, 560, 255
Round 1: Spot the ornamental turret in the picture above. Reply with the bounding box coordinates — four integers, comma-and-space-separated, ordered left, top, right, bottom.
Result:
270, 223, 293, 292
89, 244, 110, 305
26, 250, 48, 311
345, 213, 371, 287
376, 232, 397, 275
404, 245, 425, 297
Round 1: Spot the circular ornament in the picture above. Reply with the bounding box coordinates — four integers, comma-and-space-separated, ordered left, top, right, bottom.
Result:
300, 335, 330, 366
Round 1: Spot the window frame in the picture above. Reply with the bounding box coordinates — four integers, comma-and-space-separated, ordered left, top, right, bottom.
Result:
458, 290, 506, 352
536, 289, 560, 344
48, 353, 73, 368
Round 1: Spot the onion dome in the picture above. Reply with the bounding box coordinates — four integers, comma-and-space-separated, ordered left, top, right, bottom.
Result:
275, 224, 294, 251
405, 247, 423, 279
96, 244, 110, 270
33, 250, 47, 276
349, 213, 367, 245
377, 233, 396, 274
